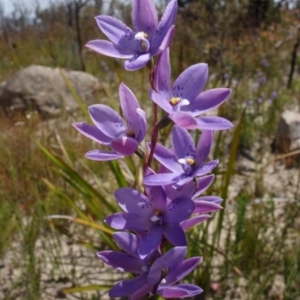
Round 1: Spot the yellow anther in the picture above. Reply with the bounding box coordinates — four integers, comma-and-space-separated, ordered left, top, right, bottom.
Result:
143, 32, 148, 39
154, 210, 162, 216
170, 97, 181, 106
186, 158, 195, 166
126, 130, 135, 138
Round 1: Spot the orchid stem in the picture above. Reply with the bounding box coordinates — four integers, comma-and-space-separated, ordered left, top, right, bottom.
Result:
146, 102, 158, 170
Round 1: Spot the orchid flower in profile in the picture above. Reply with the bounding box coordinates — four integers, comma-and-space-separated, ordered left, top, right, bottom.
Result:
144, 126, 218, 187
105, 186, 195, 259
98, 233, 203, 299
86, 0, 178, 71
151, 48, 233, 130
72, 82, 146, 161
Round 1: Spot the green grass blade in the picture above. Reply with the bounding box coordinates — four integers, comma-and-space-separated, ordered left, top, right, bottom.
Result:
62, 285, 111, 294
37, 142, 115, 212
216, 108, 246, 244
109, 160, 128, 187
59, 67, 90, 121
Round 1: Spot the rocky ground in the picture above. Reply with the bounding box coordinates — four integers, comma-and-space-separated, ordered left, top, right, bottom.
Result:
1, 152, 299, 300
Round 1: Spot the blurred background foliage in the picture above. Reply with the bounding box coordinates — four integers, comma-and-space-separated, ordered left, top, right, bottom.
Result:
0, 0, 300, 299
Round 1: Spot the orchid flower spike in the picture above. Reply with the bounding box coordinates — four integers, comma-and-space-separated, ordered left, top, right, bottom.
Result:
105, 186, 195, 259
151, 48, 233, 130
144, 126, 218, 188
86, 0, 178, 71
98, 234, 203, 299
72, 83, 146, 161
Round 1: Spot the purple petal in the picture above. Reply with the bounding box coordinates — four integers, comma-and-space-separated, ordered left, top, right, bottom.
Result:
136, 108, 147, 142
88, 104, 126, 138
156, 25, 175, 54
105, 212, 151, 231
130, 282, 154, 300
195, 131, 213, 166
172, 63, 208, 101
180, 214, 211, 231
147, 186, 167, 211
109, 273, 151, 298
124, 53, 151, 71
150, 48, 172, 113
97, 250, 144, 274
172, 125, 195, 159
163, 223, 187, 246
164, 257, 202, 286
165, 180, 196, 201
193, 175, 215, 198
95, 16, 138, 52
119, 83, 143, 140
114, 188, 154, 217
158, 284, 203, 297
138, 225, 163, 259
72, 122, 112, 145
185, 88, 231, 116
194, 200, 222, 213
144, 172, 185, 186
148, 246, 186, 284
85, 149, 123, 161
86, 40, 134, 58
132, 0, 157, 37
170, 111, 199, 129
196, 116, 233, 130
113, 232, 139, 257
192, 160, 219, 177
196, 195, 223, 205
172, 176, 194, 189
151, 0, 178, 51
152, 143, 182, 173
164, 198, 195, 223
110, 136, 138, 155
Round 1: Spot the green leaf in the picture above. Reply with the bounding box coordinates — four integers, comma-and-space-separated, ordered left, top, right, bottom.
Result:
62, 285, 112, 294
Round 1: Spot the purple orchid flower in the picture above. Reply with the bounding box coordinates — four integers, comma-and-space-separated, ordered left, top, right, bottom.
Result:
72, 82, 146, 161
151, 48, 233, 130
144, 125, 218, 187
105, 186, 195, 259
163, 173, 223, 230
86, 0, 178, 71
98, 233, 202, 299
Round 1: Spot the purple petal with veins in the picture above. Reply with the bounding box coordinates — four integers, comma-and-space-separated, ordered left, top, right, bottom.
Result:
72, 122, 112, 145
172, 63, 208, 102
88, 104, 126, 138
138, 225, 163, 259
132, 0, 157, 37
105, 212, 151, 231
85, 149, 123, 161
195, 131, 213, 166
196, 116, 233, 130
97, 251, 144, 274
110, 136, 138, 155
113, 232, 139, 257
193, 175, 215, 198
114, 188, 154, 217
163, 223, 187, 246
196, 195, 223, 204
86, 40, 134, 58
124, 53, 151, 71
172, 126, 196, 159
95, 16, 138, 51
193, 200, 222, 213
158, 284, 203, 297
185, 88, 231, 116
180, 214, 211, 231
